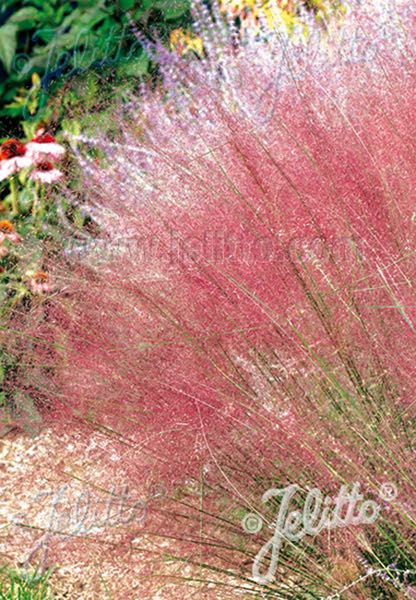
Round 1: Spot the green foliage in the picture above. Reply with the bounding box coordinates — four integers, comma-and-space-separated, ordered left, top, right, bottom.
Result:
0, 568, 53, 600
0, 0, 193, 334
0, 23, 18, 73
0, 0, 192, 137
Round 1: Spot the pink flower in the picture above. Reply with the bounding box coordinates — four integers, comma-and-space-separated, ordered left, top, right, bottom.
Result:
29, 271, 54, 295
29, 161, 64, 184
0, 139, 33, 180
0, 244, 8, 258
0, 220, 20, 244
26, 132, 65, 162
0, 160, 17, 181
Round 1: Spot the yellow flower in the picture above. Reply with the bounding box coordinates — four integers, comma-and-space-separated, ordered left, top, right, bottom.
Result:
219, 0, 344, 36
219, 0, 255, 11
170, 29, 204, 57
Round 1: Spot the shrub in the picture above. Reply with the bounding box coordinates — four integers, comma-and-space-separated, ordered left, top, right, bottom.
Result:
11, 0, 416, 596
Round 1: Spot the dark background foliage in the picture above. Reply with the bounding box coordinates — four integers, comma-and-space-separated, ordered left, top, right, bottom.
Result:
0, 0, 192, 138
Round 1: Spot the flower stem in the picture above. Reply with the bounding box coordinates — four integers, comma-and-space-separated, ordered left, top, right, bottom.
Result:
38, 185, 46, 223
9, 176, 19, 216
32, 180, 40, 218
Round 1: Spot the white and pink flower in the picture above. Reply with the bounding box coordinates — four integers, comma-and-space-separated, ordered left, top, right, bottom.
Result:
28, 271, 54, 295
29, 161, 64, 184
0, 139, 33, 181
26, 131, 65, 162
0, 220, 20, 244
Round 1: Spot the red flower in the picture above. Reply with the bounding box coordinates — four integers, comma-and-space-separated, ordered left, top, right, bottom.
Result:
31, 132, 57, 144
0, 139, 33, 180
29, 161, 63, 184
0, 139, 27, 160
37, 161, 54, 171
26, 131, 65, 162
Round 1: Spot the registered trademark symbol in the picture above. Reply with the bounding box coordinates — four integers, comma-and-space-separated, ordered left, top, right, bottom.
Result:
379, 482, 398, 502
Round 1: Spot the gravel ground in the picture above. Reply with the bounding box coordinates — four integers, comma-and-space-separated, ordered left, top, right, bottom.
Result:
0, 425, 241, 599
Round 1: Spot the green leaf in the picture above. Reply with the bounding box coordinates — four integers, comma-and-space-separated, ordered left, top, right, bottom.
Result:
132, 8, 147, 20
117, 53, 149, 77
33, 27, 57, 44
61, 117, 81, 138
22, 120, 41, 140
119, 0, 136, 10
13, 52, 49, 80
155, 0, 191, 19
0, 24, 18, 73
74, 209, 85, 229
142, 0, 156, 9
72, 8, 108, 29
16, 188, 34, 214
166, 2, 191, 20
7, 7, 42, 30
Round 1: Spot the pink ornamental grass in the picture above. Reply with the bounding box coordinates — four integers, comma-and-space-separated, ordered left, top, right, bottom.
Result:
12, 0, 416, 595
